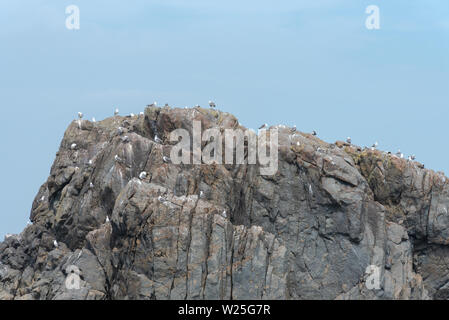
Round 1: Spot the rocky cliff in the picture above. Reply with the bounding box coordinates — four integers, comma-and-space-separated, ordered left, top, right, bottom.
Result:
1, 106, 448, 300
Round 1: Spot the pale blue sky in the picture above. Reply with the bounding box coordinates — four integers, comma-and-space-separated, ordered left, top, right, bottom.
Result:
0, 1, 448, 239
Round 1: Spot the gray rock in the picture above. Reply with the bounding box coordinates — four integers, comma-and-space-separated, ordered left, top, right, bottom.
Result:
0, 106, 448, 299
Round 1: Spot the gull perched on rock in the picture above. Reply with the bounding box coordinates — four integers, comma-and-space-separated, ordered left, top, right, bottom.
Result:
92, 117, 96, 123
371, 142, 378, 150
209, 101, 216, 108
71, 143, 77, 150
89, 182, 94, 189
78, 112, 83, 119
162, 156, 171, 163
346, 137, 352, 144
312, 130, 317, 136
117, 127, 124, 135
154, 135, 163, 144
114, 108, 119, 116
114, 155, 123, 163
139, 112, 144, 116
53, 240, 59, 248
158, 195, 166, 203
221, 210, 227, 218
121, 135, 129, 143
106, 216, 110, 223
139, 171, 147, 180
259, 123, 268, 129
396, 149, 403, 158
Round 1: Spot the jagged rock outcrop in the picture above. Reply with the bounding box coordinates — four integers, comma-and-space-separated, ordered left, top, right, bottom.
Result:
1, 106, 448, 299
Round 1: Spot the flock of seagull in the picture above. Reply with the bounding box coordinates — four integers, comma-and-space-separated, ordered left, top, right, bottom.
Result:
7, 101, 423, 244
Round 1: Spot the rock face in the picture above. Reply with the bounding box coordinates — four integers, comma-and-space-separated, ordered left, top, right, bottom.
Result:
1, 106, 448, 300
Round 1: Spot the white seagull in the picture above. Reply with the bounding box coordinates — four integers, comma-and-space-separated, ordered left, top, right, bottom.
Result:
70, 143, 77, 150
154, 135, 163, 144
139, 171, 147, 180
221, 210, 227, 218
106, 216, 110, 223
114, 108, 119, 116
162, 156, 171, 163
53, 240, 59, 248
92, 117, 96, 123
114, 155, 122, 162
346, 137, 352, 144
209, 101, 216, 108
78, 112, 83, 119
121, 135, 129, 143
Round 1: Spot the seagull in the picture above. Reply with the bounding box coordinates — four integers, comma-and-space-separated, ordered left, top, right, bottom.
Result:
199, 191, 204, 198
78, 112, 83, 119
121, 135, 129, 143
40, 196, 45, 202
312, 130, 317, 136
162, 156, 171, 163
154, 135, 163, 144
290, 125, 297, 133
346, 137, 352, 144
114, 108, 119, 116
88, 159, 93, 166
147, 102, 157, 107
106, 216, 110, 223
296, 141, 300, 146
139, 171, 147, 180
130, 113, 135, 117
371, 142, 378, 149
139, 112, 144, 116
27, 220, 32, 226
195, 104, 200, 108
53, 240, 59, 248
410, 155, 416, 161
209, 101, 216, 108
70, 143, 77, 150
114, 155, 122, 162
157, 195, 166, 202
396, 149, 403, 158
221, 210, 227, 218
92, 117, 96, 123
117, 127, 124, 135
89, 182, 94, 189
259, 123, 268, 129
